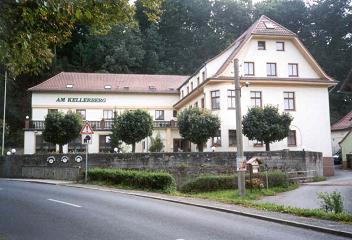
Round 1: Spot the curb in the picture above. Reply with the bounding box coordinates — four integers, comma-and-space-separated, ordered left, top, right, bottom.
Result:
5, 179, 352, 238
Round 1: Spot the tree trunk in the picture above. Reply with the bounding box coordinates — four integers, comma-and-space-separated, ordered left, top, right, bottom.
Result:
59, 144, 63, 153
265, 142, 270, 151
197, 143, 204, 152
132, 143, 136, 153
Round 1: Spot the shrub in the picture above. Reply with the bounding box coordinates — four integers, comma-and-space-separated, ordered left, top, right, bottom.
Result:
181, 171, 288, 193
180, 175, 236, 193
259, 170, 289, 188
317, 191, 344, 213
87, 168, 176, 193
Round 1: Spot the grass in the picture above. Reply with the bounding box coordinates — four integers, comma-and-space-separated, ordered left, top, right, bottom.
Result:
176, 184, 352, 223
312, 176, 327, 182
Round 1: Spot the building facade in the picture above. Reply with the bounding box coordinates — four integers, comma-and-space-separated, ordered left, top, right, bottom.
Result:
24, 16, 336, 160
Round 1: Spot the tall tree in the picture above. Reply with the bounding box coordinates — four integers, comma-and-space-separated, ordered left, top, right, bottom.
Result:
0, 0, 162, 76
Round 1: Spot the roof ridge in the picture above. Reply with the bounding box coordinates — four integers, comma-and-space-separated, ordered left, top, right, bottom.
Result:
59, 72, 188, 77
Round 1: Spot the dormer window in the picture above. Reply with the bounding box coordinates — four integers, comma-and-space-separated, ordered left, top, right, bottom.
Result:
149, 86, 156, 90
123, 86, 129, 90
66, 84, 73, 88
264, 21, 274, 29
258, 41, 266, 50
104, 85, 112, 89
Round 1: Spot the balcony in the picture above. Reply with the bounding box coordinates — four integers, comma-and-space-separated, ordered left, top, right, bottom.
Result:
25, 119, 178, 131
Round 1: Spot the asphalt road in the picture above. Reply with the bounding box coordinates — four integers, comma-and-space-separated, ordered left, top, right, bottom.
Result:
0, 180, 349, 240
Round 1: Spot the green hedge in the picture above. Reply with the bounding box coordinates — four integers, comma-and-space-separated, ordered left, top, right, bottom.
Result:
180, 171, 288, 193
88, 168, 176, 193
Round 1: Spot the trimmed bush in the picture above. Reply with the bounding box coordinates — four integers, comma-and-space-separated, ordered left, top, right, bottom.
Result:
87, 168, 176, 193
259, 170, 289, 188
180, 175, 236, 193
181, 171, 288, 193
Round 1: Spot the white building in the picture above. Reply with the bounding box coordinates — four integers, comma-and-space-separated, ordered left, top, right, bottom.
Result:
24, 15, 336, 161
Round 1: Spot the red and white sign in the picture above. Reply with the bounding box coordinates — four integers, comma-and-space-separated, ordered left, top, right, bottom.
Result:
80, 122, 94, 135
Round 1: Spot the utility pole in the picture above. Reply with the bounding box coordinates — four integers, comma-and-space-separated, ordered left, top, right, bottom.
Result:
234, 59, 246, 196
2, 71, 7, 156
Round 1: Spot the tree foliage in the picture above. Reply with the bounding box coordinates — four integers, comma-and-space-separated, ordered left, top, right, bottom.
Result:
42, 111, 82, 153
149, 133, 165, 152
111, 110, 153, 152
2, 0, 352, 145
177, 108, 220, 152
242, 106, 293, 151
0, 0, 161, 76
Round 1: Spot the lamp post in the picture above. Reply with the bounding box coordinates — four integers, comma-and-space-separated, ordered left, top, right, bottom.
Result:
1, 71, 7, 156
234, 59, 246, 196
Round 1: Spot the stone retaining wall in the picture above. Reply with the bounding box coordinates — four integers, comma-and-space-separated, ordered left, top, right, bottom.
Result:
0, 150, 323, 186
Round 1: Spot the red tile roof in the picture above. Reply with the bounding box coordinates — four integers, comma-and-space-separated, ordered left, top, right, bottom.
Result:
251, 15, 296, 36
29, 72, 189, 94
331, 111, 352, 131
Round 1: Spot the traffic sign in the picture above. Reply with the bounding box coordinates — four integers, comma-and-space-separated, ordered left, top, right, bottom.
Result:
80, 122, 94, 135
82, 134, 92, 145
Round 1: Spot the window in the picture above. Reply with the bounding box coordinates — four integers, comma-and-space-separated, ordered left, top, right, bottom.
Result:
191, 82, 194, 91
211, 90, 220, 110
244, 62, 254, 76
103, 110, 113, 119
66, 84, 73, 88
197, 77, 200, 86
284, 92, 295, 111
181, 90, 184, 98
276, 41, 285, 51
227, 90, 236, 109
202, 71, 206, 81
201, 98, 205, 109
194, 102, 198, 108
229, 130, 237, 147
288, 63, 298, 77
212, 130, 221, 146
99, 135, 111, 152
155, 110, 164, 120
258, 41, 266, 50
104, 85, 112, 89
173, 110, 177, 118
48, 109, 58, 114
76, 109, 86, 120
267, 63, 277, 76
287, 130, 297, 146
264, 21, 274, 29
250, 91, 262, 107
68, 137, 85, 152
187, 86, 189, 94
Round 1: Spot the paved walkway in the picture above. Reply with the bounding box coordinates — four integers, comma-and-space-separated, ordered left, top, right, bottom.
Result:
259, 168, 352, 213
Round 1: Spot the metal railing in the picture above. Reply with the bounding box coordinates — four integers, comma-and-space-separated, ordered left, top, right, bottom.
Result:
26, 119, 178, 130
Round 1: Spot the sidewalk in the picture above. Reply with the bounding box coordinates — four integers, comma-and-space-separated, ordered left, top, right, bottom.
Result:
4, 178, 352, 238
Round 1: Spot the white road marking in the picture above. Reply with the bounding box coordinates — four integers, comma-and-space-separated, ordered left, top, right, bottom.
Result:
47, 198, 81, 208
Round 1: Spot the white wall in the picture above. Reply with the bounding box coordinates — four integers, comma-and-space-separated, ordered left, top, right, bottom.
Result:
331, 130, 349, 154
31, 92, 178, 121
181, 82, 332, 157
222, 38, 321, 79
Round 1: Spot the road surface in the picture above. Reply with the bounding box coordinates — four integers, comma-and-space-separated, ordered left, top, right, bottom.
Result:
0, 180, 349, 240
259, 169, 352, 213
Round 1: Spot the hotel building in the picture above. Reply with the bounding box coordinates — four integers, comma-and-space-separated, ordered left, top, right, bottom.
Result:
24, 16, 336, 161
